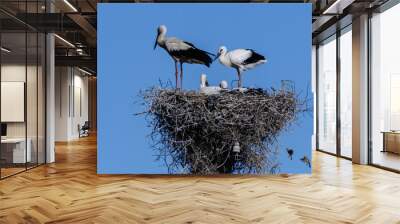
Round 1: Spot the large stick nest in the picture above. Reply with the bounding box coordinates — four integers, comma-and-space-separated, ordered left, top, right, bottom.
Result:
138, 86, 306, 174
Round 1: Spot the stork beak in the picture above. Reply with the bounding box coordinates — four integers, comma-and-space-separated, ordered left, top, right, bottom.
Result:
153, 38, 158, 50
154, 31, 160, 50
213, 52, 221, 62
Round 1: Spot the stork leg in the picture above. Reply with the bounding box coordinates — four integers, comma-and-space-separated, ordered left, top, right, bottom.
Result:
174, 61, 179, 89
236, 69, 242, 88
180, 62, 184, 89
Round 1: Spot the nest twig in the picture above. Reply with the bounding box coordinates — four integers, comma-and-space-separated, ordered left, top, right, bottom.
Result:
137, 85, 307, 174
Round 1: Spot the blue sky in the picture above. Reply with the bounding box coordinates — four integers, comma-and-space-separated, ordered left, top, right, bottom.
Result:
98, 3, 312, 174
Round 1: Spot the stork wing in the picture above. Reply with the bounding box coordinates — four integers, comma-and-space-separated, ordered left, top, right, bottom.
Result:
164, 38, 213, 66
165, 37, 193, 52
228, 49, 253, 66
183, 41, 195, 48
183, 41, 215, 56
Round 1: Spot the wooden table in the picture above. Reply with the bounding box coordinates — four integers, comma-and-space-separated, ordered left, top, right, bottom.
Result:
381, 131, 400, 154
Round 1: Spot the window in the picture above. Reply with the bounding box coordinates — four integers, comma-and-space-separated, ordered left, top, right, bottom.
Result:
339, 27, 352, 158
370, 3, 400, 171
0, 1, 46, 179
317, 35, 337, 154
316, 25, 353, 158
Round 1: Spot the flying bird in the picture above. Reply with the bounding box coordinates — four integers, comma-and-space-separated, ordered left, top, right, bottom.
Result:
286, 148, 294, 160
269, 163, 280, 175
215, 46, 266, 88
154, 25, 214, 89
300, 156, 311, 168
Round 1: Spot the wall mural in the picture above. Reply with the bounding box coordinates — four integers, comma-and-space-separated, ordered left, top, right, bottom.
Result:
98, 3, 313, 174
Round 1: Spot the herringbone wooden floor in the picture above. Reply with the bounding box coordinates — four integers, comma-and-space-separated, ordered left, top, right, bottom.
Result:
1, 135, 400, 224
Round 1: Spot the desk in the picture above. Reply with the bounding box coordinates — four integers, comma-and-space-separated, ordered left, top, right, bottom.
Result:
382, 131, 400, 154
1, 138, 31, 163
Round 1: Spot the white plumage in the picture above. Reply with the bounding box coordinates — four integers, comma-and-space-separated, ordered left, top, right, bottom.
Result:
163, 38, 193, 57
215, 46, 267, 88
200, 74, 208, 88
199, 74, 226, 95
154, 25, 214, 89
219, 80, 228, 89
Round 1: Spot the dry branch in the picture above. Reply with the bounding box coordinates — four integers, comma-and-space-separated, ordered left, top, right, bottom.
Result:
137, 85, 307, 174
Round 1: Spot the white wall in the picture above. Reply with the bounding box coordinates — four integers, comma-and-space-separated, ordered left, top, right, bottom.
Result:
1, 65, 26, 140
72, 73, 89, 138
1, 63, 46, 164
55, 66, 70, 141
1, 65, 39, 137
55, 66, 89, 141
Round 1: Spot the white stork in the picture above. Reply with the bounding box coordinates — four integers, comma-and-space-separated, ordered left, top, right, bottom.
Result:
154, 25, 214, 89
199, 74, 223, 95
215, 46, 267, 88
219, 80, 228, 89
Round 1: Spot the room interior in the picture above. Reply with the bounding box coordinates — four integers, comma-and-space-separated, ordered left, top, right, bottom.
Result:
0, 0, 400, 222
0, 31, 46, 178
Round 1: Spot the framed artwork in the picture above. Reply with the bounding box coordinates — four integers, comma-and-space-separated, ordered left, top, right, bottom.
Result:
98, 3, 312, 174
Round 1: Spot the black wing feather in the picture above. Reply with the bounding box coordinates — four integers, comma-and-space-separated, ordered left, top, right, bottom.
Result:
243, 49, 265, 65
183, 41, 216, 56
170, 42, 213, 67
